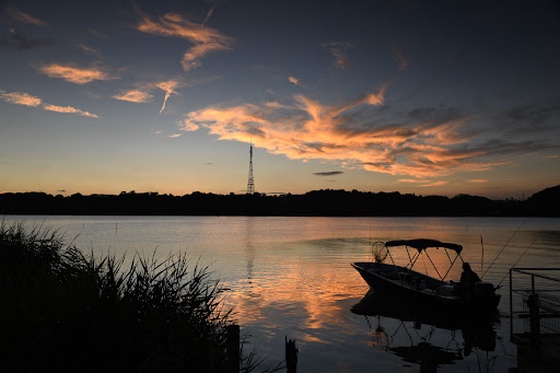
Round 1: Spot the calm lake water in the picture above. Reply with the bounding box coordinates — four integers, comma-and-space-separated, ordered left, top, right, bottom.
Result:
4, 215, 560, 372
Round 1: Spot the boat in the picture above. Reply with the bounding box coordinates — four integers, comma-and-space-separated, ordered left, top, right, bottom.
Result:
351, 239, 501, 315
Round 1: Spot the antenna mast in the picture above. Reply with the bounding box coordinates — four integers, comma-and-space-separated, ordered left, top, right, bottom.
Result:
246, 142, 255, 194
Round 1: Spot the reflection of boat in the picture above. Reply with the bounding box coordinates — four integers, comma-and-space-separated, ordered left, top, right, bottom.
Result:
352, 239, 501, 316
352, 290, 498, 369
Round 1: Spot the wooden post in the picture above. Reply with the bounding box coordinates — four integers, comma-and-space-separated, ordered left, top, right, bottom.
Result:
285, 336, 298, 373
226, 324, 240, 373
528, 293, 540, 336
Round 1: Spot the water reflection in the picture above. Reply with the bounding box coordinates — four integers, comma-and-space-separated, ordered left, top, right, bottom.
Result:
244, 217, 255, 283
352, 290, 501, 371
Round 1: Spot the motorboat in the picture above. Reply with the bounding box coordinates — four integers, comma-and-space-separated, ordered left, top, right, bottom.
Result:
352, 239, 501, 315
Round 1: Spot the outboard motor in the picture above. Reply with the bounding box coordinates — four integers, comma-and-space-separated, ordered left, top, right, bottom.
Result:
473, 282, 495, 298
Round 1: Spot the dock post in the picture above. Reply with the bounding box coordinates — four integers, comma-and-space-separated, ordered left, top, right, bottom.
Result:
226, 324, 240, 373
528, 293, 541, 337
285, 336, 298, 373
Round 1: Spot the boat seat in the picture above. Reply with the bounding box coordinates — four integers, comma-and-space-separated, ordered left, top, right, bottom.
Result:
438, 283, 457, 296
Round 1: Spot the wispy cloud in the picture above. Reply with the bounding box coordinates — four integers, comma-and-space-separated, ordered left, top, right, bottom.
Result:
288, 76, 300, 85
38, 64, 115, 84
43, 104, 99, 118
0, 90, 42, 106
136, 8, 234, 71
398, 179, 426, 184
178, 118, 200, 131
494, 104, 560, 134
6, 7, 47, 27
0, 28, 53, 50
202, 0, 220, 27
156, 80, 180, 113
113, 80, 181, 112
322, 40, 353, 69
398, 179, 448, 187
1, 89, 98, 118
314, 171, 343, 176
78, 44, 101, 56
421, 181, 448, 187
113, 89, 153, 103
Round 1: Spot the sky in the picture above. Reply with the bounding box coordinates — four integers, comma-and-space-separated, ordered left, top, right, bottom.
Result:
1, 0, 559, 199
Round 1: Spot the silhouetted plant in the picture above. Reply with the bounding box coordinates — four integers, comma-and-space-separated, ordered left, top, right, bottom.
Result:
1, 222, 276, 372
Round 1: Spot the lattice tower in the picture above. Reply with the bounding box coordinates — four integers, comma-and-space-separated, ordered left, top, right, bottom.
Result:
246, 143, 255, 194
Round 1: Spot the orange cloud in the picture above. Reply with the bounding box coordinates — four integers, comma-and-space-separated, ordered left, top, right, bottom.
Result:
183, 86, 510, 179
398, 178, 426, 184
1, 89, 99, 118
43, 104, 99, 118
113, 89, 153, 103
156, 80, 180, 113
420, 181, 448, 187
0, 91, 42, 106
136, 11, 234, 72
38, 64, 114, 84
179, 119, 200, 132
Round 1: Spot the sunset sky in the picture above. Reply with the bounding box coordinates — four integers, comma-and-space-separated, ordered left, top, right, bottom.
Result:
1, 0, 559, 198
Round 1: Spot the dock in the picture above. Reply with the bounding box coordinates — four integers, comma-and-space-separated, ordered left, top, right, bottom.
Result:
509, 268, 560, 372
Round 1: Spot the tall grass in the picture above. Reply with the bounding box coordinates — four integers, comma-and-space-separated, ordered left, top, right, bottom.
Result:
0, 222, 267, 372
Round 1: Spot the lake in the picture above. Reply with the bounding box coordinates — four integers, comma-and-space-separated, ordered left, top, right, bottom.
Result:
4, 215, 560, 372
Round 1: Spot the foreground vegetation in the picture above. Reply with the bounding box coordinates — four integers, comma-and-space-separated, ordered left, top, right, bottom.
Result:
1, 223, 265, 372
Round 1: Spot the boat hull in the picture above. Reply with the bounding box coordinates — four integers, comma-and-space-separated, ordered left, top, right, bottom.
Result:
352, 262, 500, 315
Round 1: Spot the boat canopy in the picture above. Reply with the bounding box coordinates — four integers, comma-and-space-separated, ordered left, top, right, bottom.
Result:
385, 239, 463, 254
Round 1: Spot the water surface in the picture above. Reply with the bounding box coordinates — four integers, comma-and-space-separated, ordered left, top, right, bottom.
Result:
5, 216, 560, 372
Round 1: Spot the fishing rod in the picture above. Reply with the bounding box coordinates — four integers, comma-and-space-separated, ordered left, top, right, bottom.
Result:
482, 220, 524, 279
480, 235, 484, 274
496, 238, 535, 288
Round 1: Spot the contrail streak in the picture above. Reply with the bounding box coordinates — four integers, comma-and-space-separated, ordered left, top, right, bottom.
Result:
202, 0, 220, 27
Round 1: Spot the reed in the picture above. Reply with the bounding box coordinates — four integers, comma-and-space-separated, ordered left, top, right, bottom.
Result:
1, 222, 270, 372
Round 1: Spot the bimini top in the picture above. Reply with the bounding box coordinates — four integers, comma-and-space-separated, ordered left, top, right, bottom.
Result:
385, 239, 463, 254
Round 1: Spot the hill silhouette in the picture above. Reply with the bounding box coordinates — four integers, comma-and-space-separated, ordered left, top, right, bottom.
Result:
524, 185, 560, 216
0, 186, 558, 217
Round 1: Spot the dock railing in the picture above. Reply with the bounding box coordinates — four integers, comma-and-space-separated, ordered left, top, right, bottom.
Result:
509, 267, 560, 365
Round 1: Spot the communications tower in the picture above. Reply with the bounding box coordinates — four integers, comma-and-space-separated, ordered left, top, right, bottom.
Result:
246, 142, 255, 194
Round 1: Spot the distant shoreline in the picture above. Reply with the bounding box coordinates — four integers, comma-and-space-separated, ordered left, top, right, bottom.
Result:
2, 186, 559, 217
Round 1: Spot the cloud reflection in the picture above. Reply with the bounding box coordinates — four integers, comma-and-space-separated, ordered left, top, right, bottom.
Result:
225, 261, 363, 344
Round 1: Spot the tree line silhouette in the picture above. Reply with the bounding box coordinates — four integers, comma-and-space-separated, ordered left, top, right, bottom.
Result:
1, 186, 559, 216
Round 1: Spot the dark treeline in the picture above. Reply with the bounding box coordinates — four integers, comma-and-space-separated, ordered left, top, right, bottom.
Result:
1, 185, 559, 216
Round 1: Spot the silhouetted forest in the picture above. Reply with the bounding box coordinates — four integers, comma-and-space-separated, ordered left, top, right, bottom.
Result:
1, 185, 559, 217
